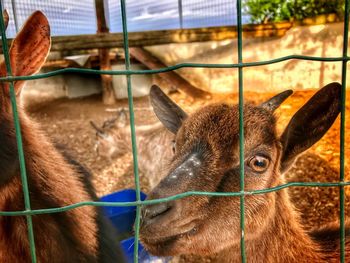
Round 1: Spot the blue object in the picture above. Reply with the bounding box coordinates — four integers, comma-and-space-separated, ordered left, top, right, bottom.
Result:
101, 189, 170, 262
121, 237, 148, 263
100, 189, 147, 234
121, 237, 171, 263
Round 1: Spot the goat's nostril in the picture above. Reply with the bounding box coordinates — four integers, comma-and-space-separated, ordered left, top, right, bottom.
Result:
144, 203, 172, 221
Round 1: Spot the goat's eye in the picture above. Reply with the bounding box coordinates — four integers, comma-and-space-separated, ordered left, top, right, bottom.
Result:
248, 155, 270, 173
172, 140, 176, 154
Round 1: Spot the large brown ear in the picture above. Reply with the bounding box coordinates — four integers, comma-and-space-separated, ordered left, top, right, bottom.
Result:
150, 85, 187, 134
0, 11, 51, 93
280, 82, 341, 172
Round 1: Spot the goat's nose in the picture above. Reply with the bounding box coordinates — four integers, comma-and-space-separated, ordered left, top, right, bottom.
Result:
142, 202, 172, 222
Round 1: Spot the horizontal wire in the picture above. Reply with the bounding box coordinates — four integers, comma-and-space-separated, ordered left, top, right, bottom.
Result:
0, 55, 348, 82
1, 180, 349, 216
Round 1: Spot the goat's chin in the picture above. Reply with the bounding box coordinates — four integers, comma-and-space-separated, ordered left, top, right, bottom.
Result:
140, 225, 197, 256
140, 234, 183, 256
141, 232, 214, 257
140, 224, 240, 257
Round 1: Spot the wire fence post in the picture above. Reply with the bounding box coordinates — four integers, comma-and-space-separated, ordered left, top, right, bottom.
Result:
236, 0, 246, 262
339, 0, 349, 262
120, 0, 142, 262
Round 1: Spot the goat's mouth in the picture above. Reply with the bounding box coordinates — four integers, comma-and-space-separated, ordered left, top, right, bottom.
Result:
142, 226, 197, 244
140, 223, 199, 255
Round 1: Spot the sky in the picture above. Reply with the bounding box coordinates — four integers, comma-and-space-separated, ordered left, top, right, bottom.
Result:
2, 0, 250, 37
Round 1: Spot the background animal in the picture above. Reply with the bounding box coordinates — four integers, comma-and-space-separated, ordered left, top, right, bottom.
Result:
90, 109, 175, 188
139, 83, 349, 262
0, 10, 124, 262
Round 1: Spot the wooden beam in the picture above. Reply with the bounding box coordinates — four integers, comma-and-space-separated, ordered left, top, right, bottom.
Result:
95, 0, 115, 105
130, 47, 211, 100
52, 22, 292, 51
0, 22, 292, 52
43, 59, 79, 69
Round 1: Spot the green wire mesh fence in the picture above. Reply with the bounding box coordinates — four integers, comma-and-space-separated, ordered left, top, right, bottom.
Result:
0, 0, 349, 262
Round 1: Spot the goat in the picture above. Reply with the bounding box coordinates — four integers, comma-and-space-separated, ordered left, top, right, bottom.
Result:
0, 11, 124, 262
90, 109, 175, 188
139, 83, 349, 262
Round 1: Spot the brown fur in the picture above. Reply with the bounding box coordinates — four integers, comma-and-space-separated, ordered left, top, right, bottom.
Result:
139, 84, 348, 262
0, 11, 124, 262
0, 112, 98, 262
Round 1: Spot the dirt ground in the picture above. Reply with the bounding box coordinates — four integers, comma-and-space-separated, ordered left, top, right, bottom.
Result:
27, 89, 350, 261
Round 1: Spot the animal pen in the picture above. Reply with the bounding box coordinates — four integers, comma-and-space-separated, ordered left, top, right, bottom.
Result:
0, 0, 349, 262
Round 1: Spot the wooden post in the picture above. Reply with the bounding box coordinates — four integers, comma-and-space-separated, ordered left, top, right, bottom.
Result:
130, 47, 211, 99
95, 0, 115, 105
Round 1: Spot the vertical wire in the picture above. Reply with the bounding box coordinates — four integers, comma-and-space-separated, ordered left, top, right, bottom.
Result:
339, 0, 349, 262
0, 5, 36, 263
236, 0, 246, 262
120, 0, 141, 262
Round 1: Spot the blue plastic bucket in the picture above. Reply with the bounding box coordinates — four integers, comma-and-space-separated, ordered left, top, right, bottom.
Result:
100, 189, 146, 234
101, 189, 170, 263
121, 237, 171, 263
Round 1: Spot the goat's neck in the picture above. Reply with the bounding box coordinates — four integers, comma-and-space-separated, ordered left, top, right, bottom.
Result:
0, 104, 20, 186
217, 190, 324, 263
0, 105, 98, 256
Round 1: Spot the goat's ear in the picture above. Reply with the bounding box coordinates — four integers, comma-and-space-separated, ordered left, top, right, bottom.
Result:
90, 121, 107, 138
150, 85, 187, 134
280, 82, 341, 172
260, 90, 293, 112
0, 11, 50, 94
116, 109, 128, 128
